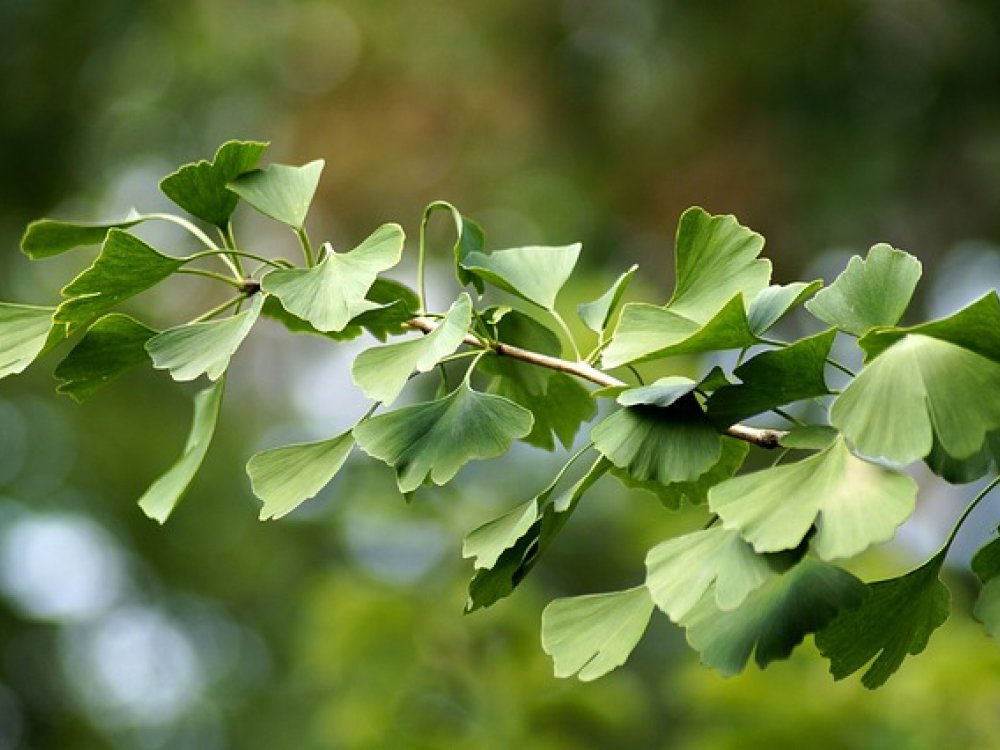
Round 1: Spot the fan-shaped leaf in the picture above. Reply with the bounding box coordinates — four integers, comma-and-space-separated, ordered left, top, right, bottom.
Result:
0, 303, 55, 379
227, 160, 324, 229
20, 213, 145, 260
577, 265, 637, 334
747, 281, 822, 335
462, 243, 582, 311
55, 314, 156, 401
617, 376, 697, 408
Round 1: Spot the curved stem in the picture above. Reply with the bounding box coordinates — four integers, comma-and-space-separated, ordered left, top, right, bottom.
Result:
220, 222, 245, 277
626, 364, 645, 386
771, 407, 806, 427
186, 249, 287, 270
192, 295, 243, 323
944, 474, 1000, 554
418, 207, 432, 314
537, 441, 596, 498
297, 228, 316, 267
146, 213, 220, 251
550, 309, 581, 361
176, 268, 244, 288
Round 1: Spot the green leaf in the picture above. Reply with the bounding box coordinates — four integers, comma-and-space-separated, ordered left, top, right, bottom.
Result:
353, 382, 533, 494
617, 376, 697, 408
424, 201, 486, 293
592, 397, 722, 485
247, 431, 354, 520
646, 527, 777, 621
612, 438, 749, 509
160, 140, 268, 227
972, 533, 1000, 640
461, 243, 582, 310
541, 586, 655, 681
54, 314, 156, 401
577, 264, 638, 334
805, 244, 922, 336
816, 552, 950, 689
706, 329, 834, 427
352, 294, 472, 405
778, 425, 839, 450
710, 437, 917, 560
831, 334, 1000, 464
146, 295, 262, 382
56, 230, 184, 333
463, 498, 539, 571
924, 431, 1000, 485
747, 281, 823, 336
227, 159, 324, 230
0, 303, 56, 379
138, 378, 225, 523
683, 558, 867, 677
261, 223, 405, 332
20, 213, 144, 260
602, 294, 758, 369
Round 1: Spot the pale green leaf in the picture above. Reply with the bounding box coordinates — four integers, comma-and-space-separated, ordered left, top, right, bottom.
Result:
542, 586, 654, 681
710, 438, 917, 560
261, 223, 405, 333
247, 431, 354, 520
227, 159, 324, 229
55, 314, 156, 401
778, 425, 839, 450
747, 281, 823, 335
0, 303, 55, 379
138, 378, 225, 523
462, 243, 582, 310
353, 382, 533, 494
20, 213, 144, 260
577, 264, 638, 333
462, 498, 539, 570
146, 295, 262, 382
805, 244, 922, 336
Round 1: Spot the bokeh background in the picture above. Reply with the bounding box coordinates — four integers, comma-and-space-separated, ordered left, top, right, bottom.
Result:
2, 1, 1000, 748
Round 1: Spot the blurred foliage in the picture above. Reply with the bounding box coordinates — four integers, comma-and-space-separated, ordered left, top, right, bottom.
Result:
1, 1, 1000, 748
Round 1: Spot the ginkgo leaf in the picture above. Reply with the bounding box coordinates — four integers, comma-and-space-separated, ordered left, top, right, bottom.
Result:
831, 334, 1000, 464
706, 329, 834, 427
227, 159, 324, 229
56, 230, 185, 333
160, 140, 268, 227
746, 281, 823, 336
924, 431, 1000, 485
592, 396, 722, 485
462, 243, 582, 310
261, 223, 405, 333
683, 558, 867, 677
710, 437, 916, 560
972, 532, 1000, 640
247, 431, 354, 520
352, 294, 472, 405
541, 585, 655, 681
0, 303, 55, 379
616, 376, 697, 408
778, 425, 839, 450
353, 382, 533, 494
646, 527, 777, 622
816, 551, 950, 689
577, 265, 638, 334
20, 213, 144, 260
146, 295, 262, 382
805, 244, 922, 336
54, 314, 156, 401
138, 378, 225, 523
463, 498, 539, 571
423, 200, 486, 293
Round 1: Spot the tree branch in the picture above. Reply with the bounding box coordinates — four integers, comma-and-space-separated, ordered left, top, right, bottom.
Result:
406, 316, 786, 449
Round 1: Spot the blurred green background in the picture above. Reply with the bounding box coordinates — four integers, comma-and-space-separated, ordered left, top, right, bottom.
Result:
2, 1, 1000, 748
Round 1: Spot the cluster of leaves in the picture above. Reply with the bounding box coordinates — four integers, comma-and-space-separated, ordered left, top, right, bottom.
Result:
4, 140, 1000, 689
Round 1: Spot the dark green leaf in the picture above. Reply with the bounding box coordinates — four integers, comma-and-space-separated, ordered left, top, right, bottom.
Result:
462, 243, 582, 310
617, 376, 697, 408
924, 432, 1000, 484
228, 159, 324, 229
973, 534, 1000, 640
0, 303, 56, 379
20, 213, 144, 260
778, 425, 839, 450
54, 314, 156, 401
577, 265, 638, 334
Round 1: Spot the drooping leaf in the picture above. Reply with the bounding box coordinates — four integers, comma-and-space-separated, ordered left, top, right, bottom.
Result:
592, 397, 722, 485
616, 376, 697, 408
352, 294, 472, 405
227, 159, 324, 230
461, 243, 582, 310
247, 431, 354, 520
146, 295, 262, 382
261, 223, 405, 333
20, 213, 144, 260
805, 244, 922, 336
746, 281, 823, 336
683, 558, 867, 677
710, 437, 917, 560
816, 551, 950, 689
138, 378, 225, 523
646, 527, 777, 622
541, 586, 655, 681
973, 533, 1000, 640
577, 264, 638, 334
54, 314, 156, 401
56, 230, 184, 333
160, 140, 268, 227
463, 498, 540, 571
924, 431, 1000, 485
353, 382, 533, 494
0, 303, 56, 379
831, 334, 1000, 464
612, 437, 749, 509
423, 200, 486, 294
706, 329, 834, 427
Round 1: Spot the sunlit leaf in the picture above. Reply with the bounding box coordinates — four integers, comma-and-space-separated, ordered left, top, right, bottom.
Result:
816, 551, 950, 689
353, 382, 533, 493
138, 378, 225, 523
20, 212, 144, 260
160, 140, 268, 227
0, 303, 55, 379
227, 159, 324, 229
146, 295, 262, 382
261, 223, 405, 333
710, 437, 916, 560
462, 243, 582, 310
54, 314, 156, 401
747, 280, 822, 335
542, 586, 654, 681
805, 244, 922, 336
247, 431, 355, 520
577, 264, 638, 334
